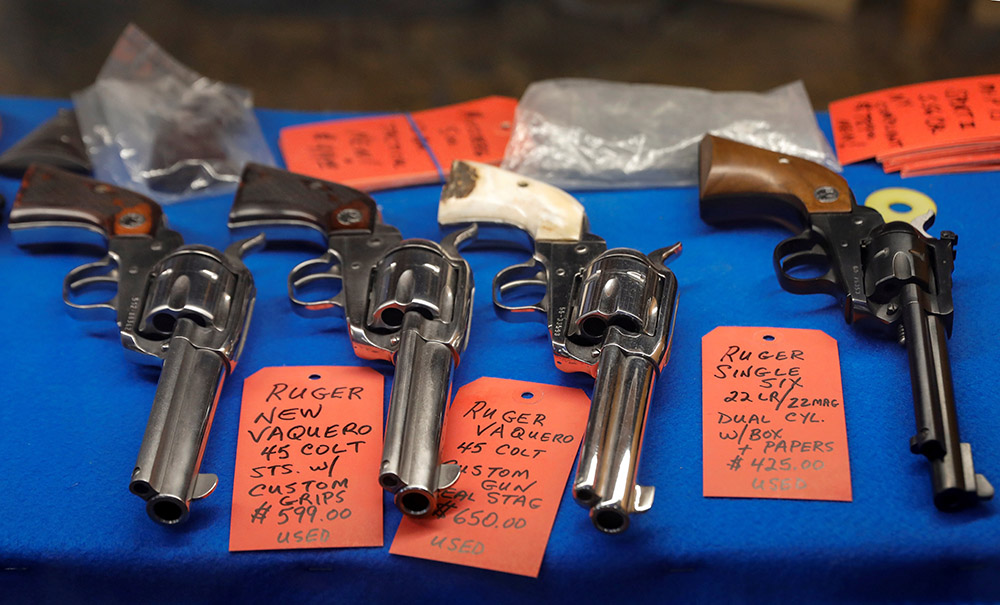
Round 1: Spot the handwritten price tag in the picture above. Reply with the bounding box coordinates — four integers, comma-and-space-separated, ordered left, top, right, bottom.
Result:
390, 377, 589, 577
279, 96, 516, 191
702, 327, 852, 502
229, 366, 384, 552
829, 75, 1000, 165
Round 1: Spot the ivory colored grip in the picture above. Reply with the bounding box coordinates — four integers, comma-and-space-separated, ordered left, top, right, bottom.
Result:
438, 160, 585, 241
698, 135, 853, 229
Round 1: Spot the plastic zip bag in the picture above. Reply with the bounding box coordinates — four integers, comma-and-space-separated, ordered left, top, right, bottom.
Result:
501, 79, 840, 189
73, 24, 274, 202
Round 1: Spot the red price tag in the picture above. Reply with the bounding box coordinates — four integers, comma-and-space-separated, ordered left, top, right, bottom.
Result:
229, 366, 384, 552
279, 96, 516, 191
702, 327, 852, 502
829, 75, 1000, 165
390, 377, 590, 577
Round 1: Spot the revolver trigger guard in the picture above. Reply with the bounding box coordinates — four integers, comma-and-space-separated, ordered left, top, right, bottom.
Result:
288, 252, 346, 316
62, 256, 119, 320
492, 259, 549, 323
773, 237, 841, 296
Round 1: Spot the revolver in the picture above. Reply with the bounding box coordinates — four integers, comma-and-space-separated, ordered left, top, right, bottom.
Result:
10, 164, 260, 525
698, 135, 993, 511
438, 160, 681, 533
228, 163, 474, 517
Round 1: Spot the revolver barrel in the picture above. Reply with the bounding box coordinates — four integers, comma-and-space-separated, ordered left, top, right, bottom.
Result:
900, 283, 993, 509
130, 326, 227, 524
575, 346, 657, 533
379, 314, 460, 515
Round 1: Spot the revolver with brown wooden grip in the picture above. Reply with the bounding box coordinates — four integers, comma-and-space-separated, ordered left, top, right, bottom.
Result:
228, 163, 475, 518
9, 164, 261, 525
698, 134, 993, 511
439, 160, 681, 534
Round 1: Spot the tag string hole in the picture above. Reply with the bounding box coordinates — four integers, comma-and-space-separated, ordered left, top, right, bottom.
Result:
308, 374, 321, 380
521, 392, 534, 399
763, 335, 775, 341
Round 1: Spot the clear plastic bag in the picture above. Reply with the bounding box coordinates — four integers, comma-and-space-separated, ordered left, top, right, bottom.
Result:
501, 79, 840, 189
73, 24, 274, 202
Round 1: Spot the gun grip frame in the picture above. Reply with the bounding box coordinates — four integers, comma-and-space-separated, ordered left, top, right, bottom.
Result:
698, 135, 853, 232
228, 163, 379, 246
10, 164, 164, 246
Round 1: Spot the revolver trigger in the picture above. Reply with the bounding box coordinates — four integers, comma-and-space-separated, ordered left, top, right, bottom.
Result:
436, 463, 462, 491
439, 223, 478, 255
63, 255, 119, 320
191, 473, 219, 500
288, 252, 345, 315
492, 259, 549, 323
224, 233, 266, 260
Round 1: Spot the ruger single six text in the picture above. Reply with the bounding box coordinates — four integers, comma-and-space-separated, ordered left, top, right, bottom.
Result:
698, 135, 992, 511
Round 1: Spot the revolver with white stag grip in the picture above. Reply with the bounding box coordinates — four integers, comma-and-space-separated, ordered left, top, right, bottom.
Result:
439, 161, 681, 534
227, 164, 475, 517
698, 135, 993, 511
9, 164, 261, 525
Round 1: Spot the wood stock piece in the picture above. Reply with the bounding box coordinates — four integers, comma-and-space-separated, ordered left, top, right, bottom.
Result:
698, 135, 853, 231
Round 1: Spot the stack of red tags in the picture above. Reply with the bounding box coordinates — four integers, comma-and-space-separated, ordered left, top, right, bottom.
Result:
828, 74, 1000, 177
279, 96, 517, 191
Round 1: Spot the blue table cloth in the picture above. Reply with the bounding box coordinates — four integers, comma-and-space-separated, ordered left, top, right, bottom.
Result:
1, 97, 997, 603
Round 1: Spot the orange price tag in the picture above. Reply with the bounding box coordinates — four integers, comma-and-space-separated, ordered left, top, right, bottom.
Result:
702, 327, 852, 502
279, 96, 517, 191
229, 366, 384, 552
390, 377, 590, 577
829, 75, 1000, 165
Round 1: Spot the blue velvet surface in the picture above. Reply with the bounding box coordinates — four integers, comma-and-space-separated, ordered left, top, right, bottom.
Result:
0, 97, 997, 603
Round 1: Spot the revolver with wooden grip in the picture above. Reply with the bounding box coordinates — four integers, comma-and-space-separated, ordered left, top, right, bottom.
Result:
698, 135, 993, 511
439, 161, 681, 533
9, 164, 261, 525
228, 164, 475, 518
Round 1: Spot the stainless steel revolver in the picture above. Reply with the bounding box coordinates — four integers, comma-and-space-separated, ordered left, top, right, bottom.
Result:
227, 163, 475, 517
10, 164, 260, 525
438, 161, 681, 533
